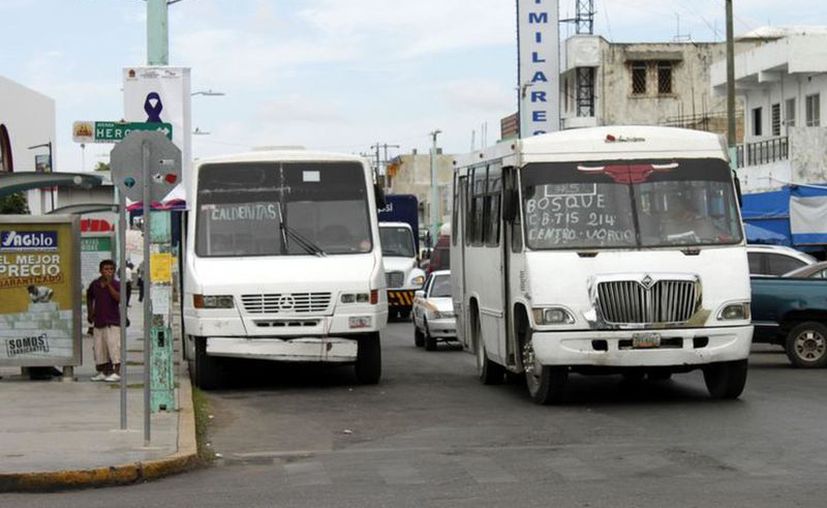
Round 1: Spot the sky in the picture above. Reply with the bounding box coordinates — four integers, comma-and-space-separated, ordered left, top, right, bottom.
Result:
2, 0, 825, 173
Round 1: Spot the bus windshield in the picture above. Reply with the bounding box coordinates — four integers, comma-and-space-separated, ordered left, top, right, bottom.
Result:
196, 161, 373, 257
379, 226, 415, 258
521, 158, 743, 250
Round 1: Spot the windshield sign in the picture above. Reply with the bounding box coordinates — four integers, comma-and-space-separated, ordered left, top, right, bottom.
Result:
522, 158, 743, 250
196, 162, 372, 257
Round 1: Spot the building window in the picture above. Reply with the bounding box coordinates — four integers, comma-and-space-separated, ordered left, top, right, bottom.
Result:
752, 107, 763, 136
806, 94, 821, 127
786, 98, 796, 127
771, 103, 781, 136
657, 61, 672, 94
631, 61, 647, 95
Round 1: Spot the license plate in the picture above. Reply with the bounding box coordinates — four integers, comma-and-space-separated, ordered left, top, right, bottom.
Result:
632, 332, 661, 348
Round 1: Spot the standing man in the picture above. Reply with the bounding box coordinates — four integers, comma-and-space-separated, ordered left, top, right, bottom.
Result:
86, 259, 122, 382
125, 262, 134, 307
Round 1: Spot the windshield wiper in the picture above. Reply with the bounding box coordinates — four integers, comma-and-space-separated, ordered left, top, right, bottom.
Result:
276, 205, 326, 257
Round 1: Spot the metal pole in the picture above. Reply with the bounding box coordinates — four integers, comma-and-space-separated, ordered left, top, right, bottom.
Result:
118, 189, 128, 430
429, 130, 441, 247
726, 0, 737, 163
142, 140, 153, 445
147, 0, 169, 66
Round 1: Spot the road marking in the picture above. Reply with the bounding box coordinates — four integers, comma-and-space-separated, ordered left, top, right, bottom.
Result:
454, 455, 517, 484
285, 460, 331, 486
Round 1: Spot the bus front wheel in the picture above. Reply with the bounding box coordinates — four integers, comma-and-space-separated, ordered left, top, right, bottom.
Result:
355, 332, 382, 385
523, 338, 567, 404
193, 337, 222, 390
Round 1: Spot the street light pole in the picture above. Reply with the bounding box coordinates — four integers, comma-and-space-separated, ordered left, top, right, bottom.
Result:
429, 129, 442, 248
27, 141, 54, 211
726, 0, 737, 165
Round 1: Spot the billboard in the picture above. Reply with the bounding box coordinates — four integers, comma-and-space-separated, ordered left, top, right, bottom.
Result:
123, 66, 191, 206
0, 216, 81, 367
517, 0, 560, 137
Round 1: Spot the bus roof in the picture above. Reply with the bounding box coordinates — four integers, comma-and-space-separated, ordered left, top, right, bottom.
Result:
454, 126, 729, 168
194, 149, 370, 167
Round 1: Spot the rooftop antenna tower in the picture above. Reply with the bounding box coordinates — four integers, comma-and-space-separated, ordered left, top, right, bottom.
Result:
575, 0, 595, 35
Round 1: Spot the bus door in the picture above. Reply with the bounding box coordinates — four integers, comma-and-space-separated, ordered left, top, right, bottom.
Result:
502, 166, 521, 369
478, 164, 506, 363
452, 173, 469, 350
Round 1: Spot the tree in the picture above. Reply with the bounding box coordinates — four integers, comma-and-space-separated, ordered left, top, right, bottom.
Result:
0, 192, 30, 214
94, 161, 111, 172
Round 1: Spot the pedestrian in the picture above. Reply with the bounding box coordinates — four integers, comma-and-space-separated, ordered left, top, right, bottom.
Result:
86, 259, 122, 382
125, 262, 134, 307
136, 262, 144, 303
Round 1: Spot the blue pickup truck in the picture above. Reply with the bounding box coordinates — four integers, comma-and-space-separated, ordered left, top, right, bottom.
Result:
751, 276, 827, 368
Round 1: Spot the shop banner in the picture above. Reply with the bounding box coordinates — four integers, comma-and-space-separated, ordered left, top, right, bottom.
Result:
0, 216, 81, 367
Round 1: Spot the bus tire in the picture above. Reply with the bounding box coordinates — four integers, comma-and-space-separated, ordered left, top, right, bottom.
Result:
193, 337, 222, 390
703, 359, 748, 399
784, 321, 827, 368
527, 366, 568, 405
414, 327, 425, 347
355, 332, 382, 385
473, 311, 503, 384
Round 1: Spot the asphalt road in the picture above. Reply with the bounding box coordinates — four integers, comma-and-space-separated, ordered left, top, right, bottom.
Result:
4, 321, 827, 507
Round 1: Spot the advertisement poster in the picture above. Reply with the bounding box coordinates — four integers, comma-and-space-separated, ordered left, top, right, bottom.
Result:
123, 66, 192, 206
81, 234, 114, 293
0, 216, 81, 367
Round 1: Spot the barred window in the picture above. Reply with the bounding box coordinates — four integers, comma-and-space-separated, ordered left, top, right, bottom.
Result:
806, 94, 821, 127
631, 62, 647, 95
771, 103, 781, 136
657, 61, 672, 94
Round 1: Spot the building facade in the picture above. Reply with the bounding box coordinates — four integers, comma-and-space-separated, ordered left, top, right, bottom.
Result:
0, 75, 57, 215
710, 27, 827, 193
386, 152, 454, 242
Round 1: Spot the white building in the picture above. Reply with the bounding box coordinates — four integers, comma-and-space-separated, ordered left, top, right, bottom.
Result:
386, 152, 454, 238
710, 27, 827, 193
561, 36, 734, 137
0, 75, 56, 215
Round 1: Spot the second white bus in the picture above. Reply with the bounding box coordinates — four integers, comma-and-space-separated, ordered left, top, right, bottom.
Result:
451, 126, 753, 404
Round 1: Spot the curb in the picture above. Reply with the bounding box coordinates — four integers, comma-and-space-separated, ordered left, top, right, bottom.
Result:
0, 369, 199, 493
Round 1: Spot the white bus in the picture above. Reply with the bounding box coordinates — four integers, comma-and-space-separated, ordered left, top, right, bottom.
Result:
182, 150, 388, 389
451, 126, 752, 404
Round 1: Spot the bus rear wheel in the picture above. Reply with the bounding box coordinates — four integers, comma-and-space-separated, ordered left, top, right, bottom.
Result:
355, 332, 382, 385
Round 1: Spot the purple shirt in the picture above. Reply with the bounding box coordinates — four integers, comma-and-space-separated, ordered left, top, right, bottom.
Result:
87, 278, 121, 327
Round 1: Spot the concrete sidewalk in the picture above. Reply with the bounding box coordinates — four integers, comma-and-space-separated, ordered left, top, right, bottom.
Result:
0, 302, 198, 492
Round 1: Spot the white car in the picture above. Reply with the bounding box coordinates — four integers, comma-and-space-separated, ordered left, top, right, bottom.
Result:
412, 270, 456, 350
746, 244, 817, 276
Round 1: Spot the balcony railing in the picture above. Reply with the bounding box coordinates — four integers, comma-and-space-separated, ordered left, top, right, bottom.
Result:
736, 136, 789, 168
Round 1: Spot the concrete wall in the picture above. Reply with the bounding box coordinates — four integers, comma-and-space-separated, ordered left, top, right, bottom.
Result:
386, 153, 454, 230
790, 126, 827, 183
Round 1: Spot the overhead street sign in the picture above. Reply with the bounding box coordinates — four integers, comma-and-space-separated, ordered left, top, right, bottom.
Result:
72, 121, 173, 143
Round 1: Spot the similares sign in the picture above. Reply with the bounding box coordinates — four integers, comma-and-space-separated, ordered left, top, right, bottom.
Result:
0, 217, 81, 367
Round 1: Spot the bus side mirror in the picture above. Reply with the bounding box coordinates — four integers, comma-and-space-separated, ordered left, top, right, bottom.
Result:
502, 189, 518, 221
374, 184, 386, 209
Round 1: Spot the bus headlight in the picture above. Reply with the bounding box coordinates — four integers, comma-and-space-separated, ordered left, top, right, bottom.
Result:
411, 275, 425, 287
341, 293, 371, 304
532, 307, 575, 325
718, 302, 750, 320
194, 294, 234, 309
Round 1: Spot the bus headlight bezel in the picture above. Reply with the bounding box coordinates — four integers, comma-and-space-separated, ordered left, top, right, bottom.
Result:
718, 302, 751, 321
194, 294, 234, 309
532, 306, 575, 325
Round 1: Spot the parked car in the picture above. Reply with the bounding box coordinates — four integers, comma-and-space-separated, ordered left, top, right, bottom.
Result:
747, 244, 817, 276
412, 270, 456, 351
783, 260, 827, 279
751, 272, 827, 368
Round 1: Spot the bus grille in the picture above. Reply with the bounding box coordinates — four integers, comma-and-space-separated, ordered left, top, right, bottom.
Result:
596, 279, 699, 325
241, 293, 332, 314
385, 271, 404, 288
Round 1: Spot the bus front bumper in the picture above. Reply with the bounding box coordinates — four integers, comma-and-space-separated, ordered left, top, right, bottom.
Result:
206, 337, 359, 363
531, 325, 753, 367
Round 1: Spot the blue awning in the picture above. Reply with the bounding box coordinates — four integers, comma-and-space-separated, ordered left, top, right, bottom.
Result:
744, 222, 788, 245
